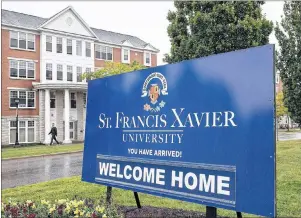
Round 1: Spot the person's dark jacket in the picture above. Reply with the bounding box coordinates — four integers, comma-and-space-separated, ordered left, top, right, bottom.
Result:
49, 127, 57, 136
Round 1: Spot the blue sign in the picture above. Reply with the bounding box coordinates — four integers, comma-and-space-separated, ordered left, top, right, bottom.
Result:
82, 45, 276, 217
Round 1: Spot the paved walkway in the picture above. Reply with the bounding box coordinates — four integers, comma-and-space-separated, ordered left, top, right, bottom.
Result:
2, 152, 83, 189
278, 131, 301, 141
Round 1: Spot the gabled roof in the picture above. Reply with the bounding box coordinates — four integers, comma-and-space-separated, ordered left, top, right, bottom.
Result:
38, 6, 98, 39
1, 8, 160, 52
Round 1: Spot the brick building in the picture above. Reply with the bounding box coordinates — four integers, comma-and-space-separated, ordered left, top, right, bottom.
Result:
1, 6, 159, 145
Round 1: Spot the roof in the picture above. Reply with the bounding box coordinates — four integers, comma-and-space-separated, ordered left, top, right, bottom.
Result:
1, 8, 159, 52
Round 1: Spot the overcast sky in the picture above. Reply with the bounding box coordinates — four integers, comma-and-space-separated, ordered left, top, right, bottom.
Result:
2, 1, 284, 65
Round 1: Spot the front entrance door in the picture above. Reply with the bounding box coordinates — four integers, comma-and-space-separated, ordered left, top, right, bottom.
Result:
69, 121, 74, 140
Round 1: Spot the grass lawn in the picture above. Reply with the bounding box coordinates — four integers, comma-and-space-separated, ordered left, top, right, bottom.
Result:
2, 140, 301, 217
2, 144, 83, 159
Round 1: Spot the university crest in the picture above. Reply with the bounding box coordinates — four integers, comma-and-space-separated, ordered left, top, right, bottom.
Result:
141, 72, 168, 113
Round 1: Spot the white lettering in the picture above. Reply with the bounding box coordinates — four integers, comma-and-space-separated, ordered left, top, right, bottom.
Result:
217, 176, 230, 196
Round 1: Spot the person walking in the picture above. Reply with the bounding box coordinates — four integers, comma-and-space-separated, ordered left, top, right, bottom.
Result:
49, 123, 60, 145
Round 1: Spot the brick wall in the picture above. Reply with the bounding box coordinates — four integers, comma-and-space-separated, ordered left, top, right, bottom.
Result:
94, 46, 158, 68
151, 54, 157, 67
130, 50, 143, 64
1, 29, 40, 116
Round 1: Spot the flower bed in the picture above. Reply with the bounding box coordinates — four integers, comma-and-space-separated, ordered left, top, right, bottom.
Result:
1, 199, 121, 218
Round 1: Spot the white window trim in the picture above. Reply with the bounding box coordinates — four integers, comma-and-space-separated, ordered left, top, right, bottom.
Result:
76, 66, 83, 82
9, 120, 36, 144
67, 65, 74, 82
144, 52, 151, 66
56, 64, 63, 81
46, 63, 53, 81
95, 44, 113, 61
85, 67, 92, 82
85, 42, 92, 57
70, 92, 77, 109
9, 31, 36, 51
7, 57, 38, 62
67, 38, 73, 55
122, 48, 130, 64
76, 40, 82, 56
9, 59, 36, 80
46, 35, 53, 52
56, 37, 63, 54
9, 90, 36, 109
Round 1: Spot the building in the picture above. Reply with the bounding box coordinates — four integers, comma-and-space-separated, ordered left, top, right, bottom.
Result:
1, 6, 159, 145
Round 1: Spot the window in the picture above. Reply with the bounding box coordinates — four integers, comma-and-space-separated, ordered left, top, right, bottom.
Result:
76, 41, 82, 56
67, 39, 72, 55
107, 47, 113, 60
86, 42, 91, 57
19, 61, 26, 78
10, 31, 18, 48
27, 91, 35, 107
67, 65, 73, 81
95, 45, 113, 60
145, 52, 151, 65
77, 66, 82, 82
9, 31, 35, 50
46, 36, 52, 52
28, 121, 35, 142
83, 92, 87, 108
70, 92, 76, 108
19, 33, 26, 49
9, 90, 35, 108
57, 37, 62, 53
9, 60, 18, 77
101, 46, 106, 59
9, 60, 35, 79
27, 34, 35, 50
95, 45, 101, 59
27, 62, 34, 78
46, 63, 52, 80
19, 121, 26, 142
57, 64, 63, 81
122, 49, 130, 63
85, 67, 92, 81
9, 120, 35, 144
50, 91, 56, 108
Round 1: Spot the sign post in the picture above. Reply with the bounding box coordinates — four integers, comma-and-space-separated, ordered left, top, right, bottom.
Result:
82, 45, 276, 217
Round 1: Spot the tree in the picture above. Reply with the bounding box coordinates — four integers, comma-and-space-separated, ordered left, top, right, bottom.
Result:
82, 60, 146, 80
276, 91, 289, 140
275, 1, 301, 127
164, 1, 273, 63
276, 91, 288, 119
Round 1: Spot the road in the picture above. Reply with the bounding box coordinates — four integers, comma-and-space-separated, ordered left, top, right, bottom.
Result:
2, 152, 83, 189
2, 132, 300, 189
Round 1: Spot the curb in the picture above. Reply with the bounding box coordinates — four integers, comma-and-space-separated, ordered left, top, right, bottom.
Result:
2, 150, 83, 161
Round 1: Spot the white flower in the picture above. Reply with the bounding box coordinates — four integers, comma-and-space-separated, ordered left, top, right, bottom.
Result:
159, 100, 166, 108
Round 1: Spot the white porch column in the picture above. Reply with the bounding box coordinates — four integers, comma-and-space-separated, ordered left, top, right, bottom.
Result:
63, 89, 72, 144
44, 89, 51, 144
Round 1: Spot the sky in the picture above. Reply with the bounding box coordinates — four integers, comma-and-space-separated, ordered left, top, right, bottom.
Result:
2, 1, 284, 66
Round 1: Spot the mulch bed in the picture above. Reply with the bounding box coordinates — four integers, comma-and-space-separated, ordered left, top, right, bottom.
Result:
119, 206, 227, 218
